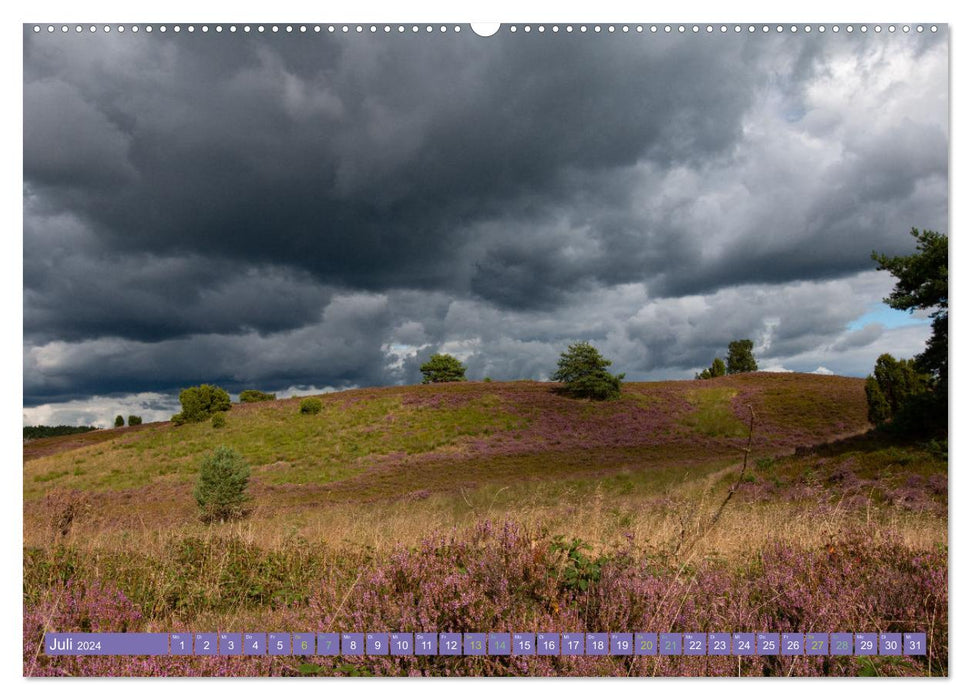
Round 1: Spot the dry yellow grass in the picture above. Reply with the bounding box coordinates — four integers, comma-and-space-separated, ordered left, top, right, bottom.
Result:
26, 469, 945, 560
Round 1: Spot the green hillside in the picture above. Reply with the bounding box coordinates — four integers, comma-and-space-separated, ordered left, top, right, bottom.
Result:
24, 372, 897, 539
26, 373, 866, 495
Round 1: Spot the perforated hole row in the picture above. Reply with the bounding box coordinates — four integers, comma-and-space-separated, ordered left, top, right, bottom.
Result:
30, 24, 940, 35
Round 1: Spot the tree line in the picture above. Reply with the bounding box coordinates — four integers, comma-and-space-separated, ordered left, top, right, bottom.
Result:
864, 228, 947, 438
23, 425, 98, 440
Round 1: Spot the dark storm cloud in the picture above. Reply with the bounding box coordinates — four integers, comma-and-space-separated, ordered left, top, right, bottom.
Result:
23, 26, 947, 411
24, 30, 763, 309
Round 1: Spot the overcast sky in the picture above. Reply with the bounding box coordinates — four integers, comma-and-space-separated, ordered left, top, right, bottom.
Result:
22, 24, 947, 426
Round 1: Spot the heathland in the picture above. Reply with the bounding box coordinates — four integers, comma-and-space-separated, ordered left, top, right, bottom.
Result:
23, 373, 947, 676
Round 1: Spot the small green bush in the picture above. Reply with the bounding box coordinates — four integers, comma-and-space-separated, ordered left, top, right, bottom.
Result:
193, 446, 250, 523
239, 389, 277, 403
696, 357, 727, 380
299, 397, 323, 415
127, 415, 142, 426
211, 413, 227, 429
114, 415, 124, 428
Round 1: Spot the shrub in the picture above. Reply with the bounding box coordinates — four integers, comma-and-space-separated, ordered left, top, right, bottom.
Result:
211, 413, 226, 429
696, 357, 726, 380
866, 353, 931, 428
171, 384, 231, 424
127, 415, 142, 426
239, 390, 277, 403
551, 341, 624, 400
299, 397, 323, 415
420, 353, 467, 383
865, 376, 891, 424
727, 340, 758, 374
114, 415, 124, 428
193, 446, 250, 523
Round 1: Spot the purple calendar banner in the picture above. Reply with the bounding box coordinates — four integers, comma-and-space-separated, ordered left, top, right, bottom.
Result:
660, 633, 682, 656
537, 633, 559, 656
391, 633, 413, 655
219, 633, 242, 656
708, 633, 730, 656
464, 633, 486, 655
367, 633, 389, 655
341, 633, 364, 656
513, 633, 536, 655
194, 633, 217, 656
757, 633, 780, 656
44, 633, 168, 656
831, 633, 853, 655
169, 633, 192, 655
732, 633, 755, 655
635, 633, 658, 656
40, 629, 931, 657
806, 633, 828, 656
561, 633, 584, 656
244, 633, 266, 656
880, 633, 902, 656
683, 633, 705, 656
316, 633, 338, 655
268, 633, 290, 655
782, 633, 803, 656
586, 633, 609, 656
610, 633, 633, 655
904, 633, 926, 656
439, 633, 462, 656
855, 633, 878, 656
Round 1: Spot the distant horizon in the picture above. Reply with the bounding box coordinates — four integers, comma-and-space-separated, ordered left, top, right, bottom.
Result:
24, 364, 877, 429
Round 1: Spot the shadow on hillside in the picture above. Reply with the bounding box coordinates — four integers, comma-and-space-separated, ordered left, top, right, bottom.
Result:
794, 428, 941, 459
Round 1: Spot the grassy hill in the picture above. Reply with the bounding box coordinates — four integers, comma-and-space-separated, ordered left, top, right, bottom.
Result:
25, 373, 870, 528
23, 373, 948, 676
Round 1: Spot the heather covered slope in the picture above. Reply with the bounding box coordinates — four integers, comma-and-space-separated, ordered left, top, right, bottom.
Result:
25, 373, 866, 504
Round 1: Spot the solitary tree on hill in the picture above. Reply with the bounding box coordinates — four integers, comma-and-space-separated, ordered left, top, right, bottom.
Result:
726, 339, 758, 374
420, 353, 467, 384
551, 341, 624, 400
172, 384, 231, 425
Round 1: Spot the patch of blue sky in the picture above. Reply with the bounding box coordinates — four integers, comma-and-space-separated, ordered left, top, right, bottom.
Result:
847, 304, 931, 331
